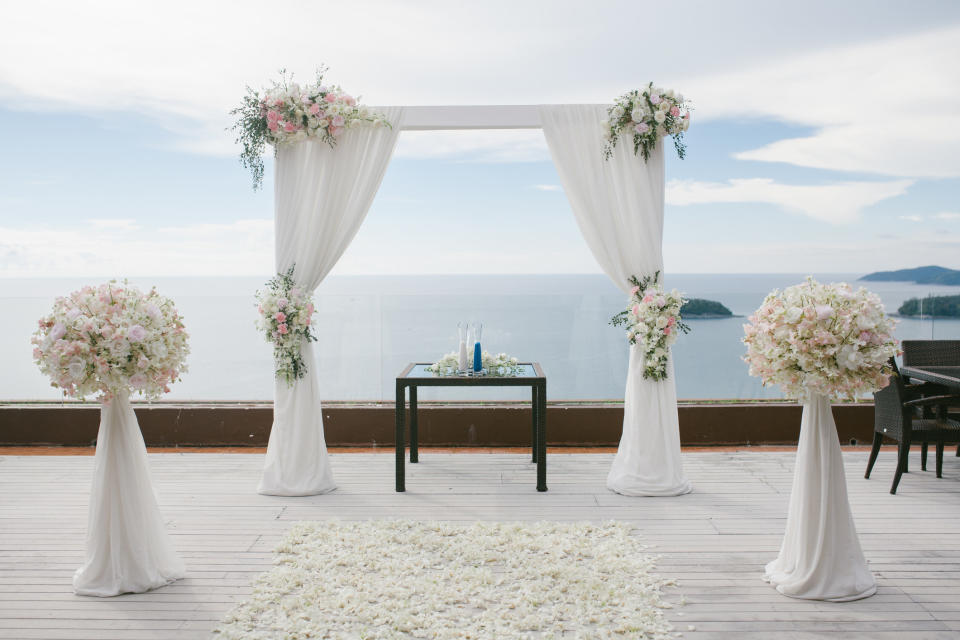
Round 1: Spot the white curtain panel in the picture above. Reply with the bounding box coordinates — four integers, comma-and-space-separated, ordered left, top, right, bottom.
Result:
73, 393, 185, 596
259, 107, 404, 496
764, 394, 876, 601
539, 104, 691, 497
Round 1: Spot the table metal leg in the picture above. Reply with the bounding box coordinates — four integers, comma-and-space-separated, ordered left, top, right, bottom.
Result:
531, 385, 538, 463
395, 381, 405, 492
410, 385, 419, 463
537, 381, 547, 492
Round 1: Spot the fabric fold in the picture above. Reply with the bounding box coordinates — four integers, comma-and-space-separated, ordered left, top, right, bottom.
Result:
259, 107, 404, 496
74, 393, 185, 596
764, 394, 876, 601
538, 104, 690, 497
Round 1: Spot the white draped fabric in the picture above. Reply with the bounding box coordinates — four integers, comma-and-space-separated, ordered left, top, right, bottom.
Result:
259, 107, 404, 496
539, 104, 690, 497
73, 393, 185, 597
764, 394, 877, 601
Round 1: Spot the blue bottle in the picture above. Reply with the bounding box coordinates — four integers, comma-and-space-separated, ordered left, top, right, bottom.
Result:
472, 322, 483, 373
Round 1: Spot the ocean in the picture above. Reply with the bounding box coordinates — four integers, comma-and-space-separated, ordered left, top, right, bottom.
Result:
2, 274, 959, 402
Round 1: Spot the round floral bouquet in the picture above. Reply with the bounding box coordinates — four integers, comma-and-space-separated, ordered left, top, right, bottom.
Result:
256, 267, 316, 385
231, 67, 391, 189
742, 278, 899, 400
427, 351, 523, 377
31, 282, 189, 402
610, 272, 690, 381
602, 83, 690, 162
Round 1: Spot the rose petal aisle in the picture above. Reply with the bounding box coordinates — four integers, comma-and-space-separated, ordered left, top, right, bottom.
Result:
215, 520, 679, 639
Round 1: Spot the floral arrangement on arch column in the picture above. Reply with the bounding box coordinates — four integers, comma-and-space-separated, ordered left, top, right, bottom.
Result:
230, 67, 392, 189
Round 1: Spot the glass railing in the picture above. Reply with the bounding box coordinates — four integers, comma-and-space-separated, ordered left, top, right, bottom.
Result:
2, 275, 958, 402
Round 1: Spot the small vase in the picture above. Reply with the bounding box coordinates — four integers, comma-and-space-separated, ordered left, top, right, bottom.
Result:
457, 322, 469, 372
472, 322, 483, 373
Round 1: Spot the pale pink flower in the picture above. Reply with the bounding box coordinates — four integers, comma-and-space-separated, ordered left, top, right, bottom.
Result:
670, 106, 680, 117
127, 325, 147, 342
308, 103, 321, 115
130, 373, 147, 389
331, 114, 345, 127
630, 285, 640, 295
283, 121, 297, 133
274, 312, 286, 323
324, 93, 337, 103
649, 94, 662, 105
277, 323, 288, 335
277, 297, 288, 309
137, 355, 150, 369
267, 121, 278, 132
635, 122, 650, 134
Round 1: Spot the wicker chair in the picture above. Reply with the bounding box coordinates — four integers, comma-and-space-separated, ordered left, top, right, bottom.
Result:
866, 359, 960, 494
902, 340, 960, 459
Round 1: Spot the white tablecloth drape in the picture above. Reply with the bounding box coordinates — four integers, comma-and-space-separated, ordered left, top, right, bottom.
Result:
539, 105, 690, 497
259, 108, 404, 496
764, 394, 876, 601
73, 393, 185, 596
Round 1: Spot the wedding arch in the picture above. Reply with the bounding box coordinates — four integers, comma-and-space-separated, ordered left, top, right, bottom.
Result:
253, 98, 691, 499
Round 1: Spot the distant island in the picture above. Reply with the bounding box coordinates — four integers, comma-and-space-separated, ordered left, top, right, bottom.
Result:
681, 298, 734, 318
861, 265, 960, 285
898, 295, 960, 317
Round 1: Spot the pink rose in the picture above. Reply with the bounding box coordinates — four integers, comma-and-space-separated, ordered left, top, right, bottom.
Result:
331, 114, 345, 127
283, 121, 297, 133
277, 323, 288, 335
632, 304, 640, 316
324, 93, 337, 103
642, 294, 654, 303
635, 122, 649, 134
309, 103, 321, 115
267, 121, 278, 131
649, 94, 661, 105
274, 312, 286, 323
667, 316, 675, 326
266, 110, 279, 122
277, 298, 288, 309
670, 106, 680, 117
664, 326, 672, 335
630, 285, 640, 295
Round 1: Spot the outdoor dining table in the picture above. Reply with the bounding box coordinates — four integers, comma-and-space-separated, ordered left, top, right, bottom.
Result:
395, 362, 547, 493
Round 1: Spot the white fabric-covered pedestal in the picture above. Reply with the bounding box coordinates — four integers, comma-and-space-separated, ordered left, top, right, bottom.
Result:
258, 108, 403, 497
539, 104, 690, 497
764, 394, 876, 601
73, 393, 185, 597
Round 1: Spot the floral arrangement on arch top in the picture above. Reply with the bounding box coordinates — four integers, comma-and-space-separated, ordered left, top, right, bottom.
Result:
603, 83, 690, 161
231, 67, 392, 189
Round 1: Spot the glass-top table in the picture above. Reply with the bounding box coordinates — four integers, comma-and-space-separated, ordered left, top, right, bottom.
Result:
395, 362, 547, 492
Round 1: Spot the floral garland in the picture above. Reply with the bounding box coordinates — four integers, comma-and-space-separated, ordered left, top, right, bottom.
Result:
743, 277, 899, 400
231, 68, 391, 189
603, 83, 690, 161
256, 266, 316, 386
426, 351, 523, 377
31, 281, 190, 402
610, 272, 690, 381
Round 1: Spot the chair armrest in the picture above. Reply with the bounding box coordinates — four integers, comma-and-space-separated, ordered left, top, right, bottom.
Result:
903, 394, 960, 408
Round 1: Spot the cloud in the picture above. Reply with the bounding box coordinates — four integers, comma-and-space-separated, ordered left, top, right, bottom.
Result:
899, 215, 923, 222
533, 184, 562, 191
935, 212, 960, 220
687, 26, 960, 177
0, 219, 273, 277
86, 218, 140, 231
665, 178, 914, 224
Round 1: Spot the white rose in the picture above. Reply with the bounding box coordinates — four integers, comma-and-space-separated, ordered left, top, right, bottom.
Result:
659, 101, 670, 112
665, 89, 675, 99
612, 105, 625, 119
654, 111, 666, 123
655, 316, 668, 329
631, 107, 644, 122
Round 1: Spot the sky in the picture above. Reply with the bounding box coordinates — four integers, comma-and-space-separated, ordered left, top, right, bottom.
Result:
1, 0, 959, 277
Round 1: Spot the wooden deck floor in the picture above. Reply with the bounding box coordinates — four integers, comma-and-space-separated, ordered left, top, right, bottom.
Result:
1, 449, 958, 639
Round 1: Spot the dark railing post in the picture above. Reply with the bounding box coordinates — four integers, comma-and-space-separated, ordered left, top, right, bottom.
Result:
410, 385, 418, 463
531, 385, 538, 462
537, 380, 547, 492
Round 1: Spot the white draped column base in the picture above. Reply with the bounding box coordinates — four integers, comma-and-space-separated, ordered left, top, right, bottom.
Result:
258, 341, 337, 497
73, 393, 185, 597
606, 349, 692, 497
764, 394, 876, 601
